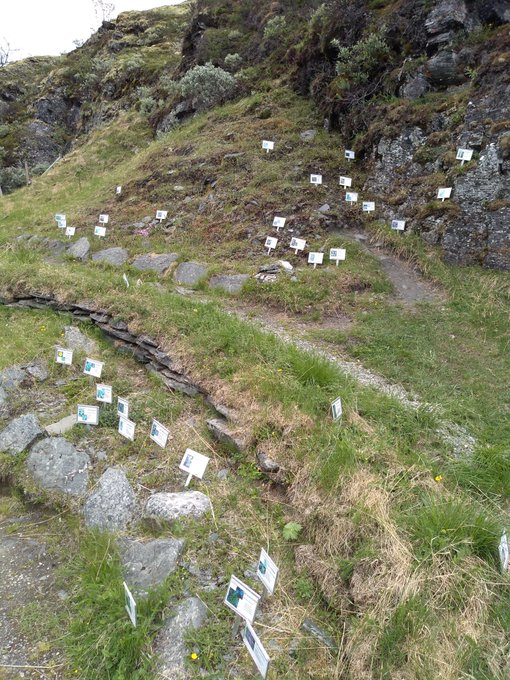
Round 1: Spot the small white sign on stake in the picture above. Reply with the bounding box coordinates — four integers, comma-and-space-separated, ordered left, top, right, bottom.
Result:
345, 191, 358, 203
456, 148, 473, 165
329, 248, 346, 266
273, 216, 286, 231
94, 226, 106, 237
57, 219, 67, 229
119, 416, 136, 441
99, 214, 109, 224
117, 397, 129, 419
391, 219, 406, 232
437, 187, 452, 201
55, 347, 73, 365
224, 575, 261, 624
290, 237, 306, 255
257, 548, 279, 596
179, 448, 210, 487
65, 226, 76, 238
123, 582, 137, 628
331, 397, 342, 422
243, 623, 271, 680
77, 404, 99, 426
362, 201, 375, 213
156, 210, 168, 222
265, 236, 278, 255
55, 213, 66, 222
339, 176, 352, 188
116, 185, 122, 195
96, 384, 113, 404
499, 531, 509, 573
345, 149, 355, 161
150, 419, 169, 448
123, 273, 130, 289
310, 174, 323, 185
308, 252, 324, 269
83, 358, 103, 378
262, 140, 274, 153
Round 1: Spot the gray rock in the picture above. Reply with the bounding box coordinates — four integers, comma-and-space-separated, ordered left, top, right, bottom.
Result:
400, 71, 429, 99
119, 538, 184, 590
174, 262, 208, 286
24, 360, 48, 382
145, 491, 211, 522
0, 414, 43, 455
66, 237, 90, 260
63, 326, 97, 353
26, 438, 89, 495
318, 204, 330, 213
256, 450, 280, 473
301, 619, 337, 652
208, 274, 249, 294
0, 365, 27, 392
217, 469, 229, 481
92, 247, 128, 266
45, 414, 76, 436
425, 50, 464, 87
131, 253, 178, 274
154, 598, 208, 679
206, 418, 250, 453
300, 129, 317, 142
83, 468, 137, 531
0, 386, 7, 414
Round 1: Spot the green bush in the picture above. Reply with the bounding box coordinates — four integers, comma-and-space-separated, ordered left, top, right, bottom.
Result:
179, 62, 237, 112
224, 53, 242, 73
0, 166, 25, 193
333, 29, 390, 87
263, 16, 287, 41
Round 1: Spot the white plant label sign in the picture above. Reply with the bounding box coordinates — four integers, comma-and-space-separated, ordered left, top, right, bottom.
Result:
362, 201, 375, 213
345, 149, 355, 160
57, 219, 67, 229
290, 237, 306, 254
55, 347, 73, 365
339, 176, 352, 188
117, 397, 129, 419
345, 192, 358, 203
99, 214, 109, 224
119, 416, 136, 441
262, 140, 274, 152
65, 226, 76, 237
456, 148, 473, 164
257, 548, 279, 595
123, 582, 137, 628
77, 404, 99, 426
310, 174, 322, 185
116, 185, 122, 194
94, 226, 106, 237
243, 622, 270, 679
437, 187, 452, 201
391, 219, 406, 231
273, 216, 286, 230
499, 531, 509, 573
265, 236, 278, 254
55, 213, 66, 221
83, 358, 103, 378
150, 419, 169, 448
156, 210, 168, 221
179, 448, 210, 486
330, 248, 346, 265
224, 575, 260, 624
96, 384, 112, 404
308, 252, 324, 268
331, 397, 343, 422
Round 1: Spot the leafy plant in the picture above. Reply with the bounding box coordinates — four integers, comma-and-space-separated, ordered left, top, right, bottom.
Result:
283, 521, 303, 541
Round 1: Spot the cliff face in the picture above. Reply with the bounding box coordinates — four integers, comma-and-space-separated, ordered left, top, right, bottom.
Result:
1, 0, 509, 269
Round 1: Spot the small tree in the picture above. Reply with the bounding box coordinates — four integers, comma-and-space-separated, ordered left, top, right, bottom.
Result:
0, 39, 14, 67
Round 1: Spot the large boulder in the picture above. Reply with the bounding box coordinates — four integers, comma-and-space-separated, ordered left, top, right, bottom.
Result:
26, 438, 90, 495
153, 598, 208, 679
145, 491, 211, 522
91, 247, 128, 266
82, 468, 136, 531
0, 366, 28, 392
131, 253, 178, 274
119, 538, 184, 591
173, 262, 207, 286
66, 237, 90, 260
0, 415, 43, 455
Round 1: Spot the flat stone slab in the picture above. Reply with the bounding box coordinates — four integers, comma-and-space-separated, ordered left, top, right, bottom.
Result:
145, 491, 211, 522
91, 247, 128, 266
208, 274, 249, 293
82, 467, 136, 531
66, 237, 90, 260
0, 415, 42, 455
45, 414, 77, 436
26, 438, 90, 496
24, 360, 49, 382
206, 418, 250, 453
64, 326, 97, 353
154, 598, 208, 679
0, 366, 27, 392
173, 262, 207, 286
131, 253, 178, 274
119, 538, 184, 591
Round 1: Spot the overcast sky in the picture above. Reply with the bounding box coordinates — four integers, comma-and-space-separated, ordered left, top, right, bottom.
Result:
2, 0, 186, 61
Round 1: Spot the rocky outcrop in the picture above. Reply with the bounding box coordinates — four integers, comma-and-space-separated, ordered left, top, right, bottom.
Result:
0, 415, 43, 455
120, 538, 184, 591
82, 467, 137, 530
26, 438, 90, 496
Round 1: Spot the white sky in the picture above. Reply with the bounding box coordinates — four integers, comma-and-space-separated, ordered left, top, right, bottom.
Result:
2, 0, 186, 61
